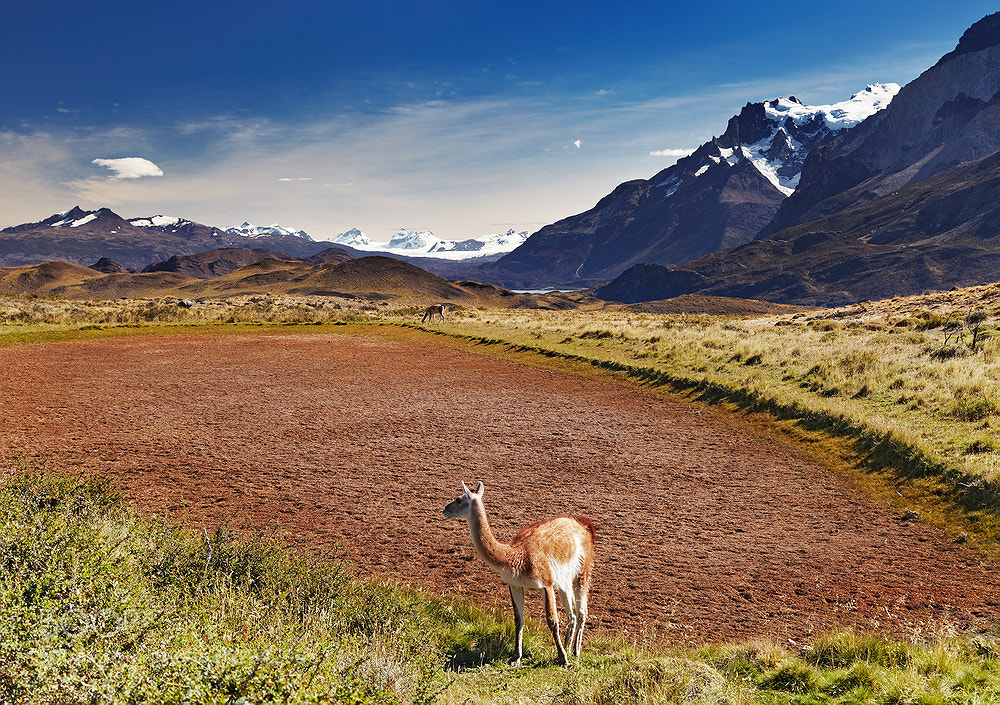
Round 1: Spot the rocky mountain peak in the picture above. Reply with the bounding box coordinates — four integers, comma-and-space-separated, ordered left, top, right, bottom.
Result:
935, 12, 1000, 66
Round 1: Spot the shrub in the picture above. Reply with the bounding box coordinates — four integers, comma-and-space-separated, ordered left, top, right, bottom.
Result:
965, 438, 998, 455
805, 630, 911, 670
951, 394, 999, 422
759, 661, 822, 693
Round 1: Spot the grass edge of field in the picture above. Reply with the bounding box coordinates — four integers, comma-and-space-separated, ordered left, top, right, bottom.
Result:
4, 463, 1000, 705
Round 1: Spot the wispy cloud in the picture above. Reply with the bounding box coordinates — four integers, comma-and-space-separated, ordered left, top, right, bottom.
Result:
649, 147, 695, 158
92, 157, 163, 179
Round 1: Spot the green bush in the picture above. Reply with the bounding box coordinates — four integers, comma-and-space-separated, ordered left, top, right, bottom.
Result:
0, 464, 435, 703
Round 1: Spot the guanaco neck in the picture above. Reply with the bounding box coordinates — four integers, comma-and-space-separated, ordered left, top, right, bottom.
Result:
468, 499, 517, 569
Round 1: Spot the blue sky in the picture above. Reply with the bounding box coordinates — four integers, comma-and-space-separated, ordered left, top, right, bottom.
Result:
1, 1, 996, 242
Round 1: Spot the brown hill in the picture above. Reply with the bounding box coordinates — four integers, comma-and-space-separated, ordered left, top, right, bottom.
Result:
51, 272, 200, 299
0, 255, 605, 311
142, 247, 307, 278
0, 261, 102, 295
301, 248, 357, 265
288, 256, 477, 301
89, 257, 129, 274
615, 295, 813, 316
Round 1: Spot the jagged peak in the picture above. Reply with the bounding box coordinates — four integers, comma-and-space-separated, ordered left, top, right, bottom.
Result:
936, 12, 1000, 66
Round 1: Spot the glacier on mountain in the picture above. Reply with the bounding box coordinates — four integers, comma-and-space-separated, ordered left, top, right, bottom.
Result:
226, 221, 314, 241
328, 226, 530, 260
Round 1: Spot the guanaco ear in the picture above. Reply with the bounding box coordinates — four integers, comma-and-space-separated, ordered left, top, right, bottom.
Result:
461, 481, 470, 495
476, 481, 484, 496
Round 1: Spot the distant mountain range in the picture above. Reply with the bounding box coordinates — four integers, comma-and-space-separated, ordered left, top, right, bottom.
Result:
0, 207, 528, 272
0, 207, 327, 270
592, 11, 1000, 306
225, 221, 314, 241
326, 226, 530, 260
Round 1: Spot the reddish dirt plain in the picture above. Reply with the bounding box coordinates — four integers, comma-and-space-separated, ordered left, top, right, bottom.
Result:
2, 329, 998, 646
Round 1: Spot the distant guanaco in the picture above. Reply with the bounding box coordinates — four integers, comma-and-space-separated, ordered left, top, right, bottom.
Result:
443, 481, 596, 667
422, 304, 446, 322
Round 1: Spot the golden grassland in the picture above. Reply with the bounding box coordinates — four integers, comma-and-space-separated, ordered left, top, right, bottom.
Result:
3, 285, 1000, 703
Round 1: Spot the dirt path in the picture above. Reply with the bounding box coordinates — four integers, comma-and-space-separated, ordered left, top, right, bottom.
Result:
2, 330, 997, 644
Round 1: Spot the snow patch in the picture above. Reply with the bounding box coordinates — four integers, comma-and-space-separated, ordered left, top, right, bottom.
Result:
130, 215, 181, 228
69, 213, 98, 228
329, 227, 373, 249
765, 83, 900, 131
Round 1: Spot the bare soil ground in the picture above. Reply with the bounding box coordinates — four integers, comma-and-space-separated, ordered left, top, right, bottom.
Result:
2, 330, 997, 645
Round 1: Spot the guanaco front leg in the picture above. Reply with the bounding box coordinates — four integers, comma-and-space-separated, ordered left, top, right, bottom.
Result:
509, 585, 525, 666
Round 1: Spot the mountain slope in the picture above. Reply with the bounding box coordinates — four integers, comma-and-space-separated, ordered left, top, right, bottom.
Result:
595, 141, 1000, 306
482, 85, 898, 289
762, 12, 1000, 236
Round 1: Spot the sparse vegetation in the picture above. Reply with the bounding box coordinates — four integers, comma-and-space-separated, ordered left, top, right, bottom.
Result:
4, 283, 1000, 701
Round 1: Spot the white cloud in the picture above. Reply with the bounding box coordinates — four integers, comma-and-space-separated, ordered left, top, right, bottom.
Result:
573, 139, 582, 149
92, 157, 163, 179
649, 147, 696, 158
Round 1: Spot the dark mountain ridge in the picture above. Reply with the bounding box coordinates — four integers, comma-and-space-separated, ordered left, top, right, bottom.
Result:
0, 206, 333, 269
481, 85, 896, 290
594, 13, 1000, 306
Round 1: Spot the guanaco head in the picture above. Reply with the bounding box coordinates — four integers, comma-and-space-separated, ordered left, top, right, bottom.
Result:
443, 481, 484, 519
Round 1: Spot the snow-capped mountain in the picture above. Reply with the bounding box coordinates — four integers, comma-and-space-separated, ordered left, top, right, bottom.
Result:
594, 14, 1000, 306
327, 226, 530, 260
328, 227, 374, 249
129, 214, 230, 238
484, 84, 899, 289
670, 83, 900, 198
732, 83, 899, 194
226, 221, 314, 241
387, 228, 443, 252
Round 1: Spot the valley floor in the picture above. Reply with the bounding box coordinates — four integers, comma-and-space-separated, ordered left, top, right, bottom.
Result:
2, 327, 997, 645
